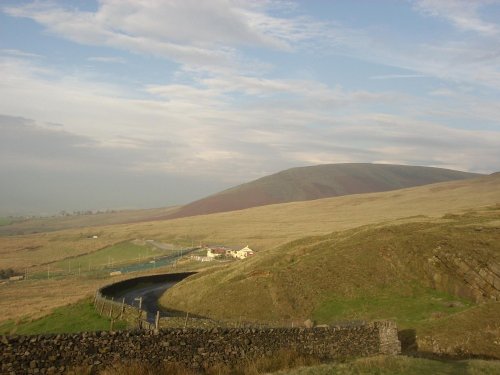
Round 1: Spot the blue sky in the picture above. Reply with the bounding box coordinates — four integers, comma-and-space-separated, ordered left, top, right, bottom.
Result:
1, 0, 500, 214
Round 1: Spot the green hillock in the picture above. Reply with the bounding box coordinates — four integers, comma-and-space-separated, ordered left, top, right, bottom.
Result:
161, 207, 500, 358
0, 298, 126, 335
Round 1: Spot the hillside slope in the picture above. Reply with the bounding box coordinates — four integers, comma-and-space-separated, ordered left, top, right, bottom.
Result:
161, 207, 500, 358
162, 208, 500, 319
165, 164, 481, 219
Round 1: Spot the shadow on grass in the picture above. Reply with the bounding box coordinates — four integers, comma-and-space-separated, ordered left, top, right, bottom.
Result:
398, 328, 499, 362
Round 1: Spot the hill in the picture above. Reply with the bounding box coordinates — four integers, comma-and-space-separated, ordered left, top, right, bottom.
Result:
161, 205, 500, 358
164, 164, 481, 219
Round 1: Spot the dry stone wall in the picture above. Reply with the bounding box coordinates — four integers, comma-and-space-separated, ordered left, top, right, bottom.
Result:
1, 321, 400, 374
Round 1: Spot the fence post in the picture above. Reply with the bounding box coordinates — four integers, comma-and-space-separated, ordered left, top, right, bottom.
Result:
100, 299, 105, 315
155, 310, 160, 331
184, 311, 189, 328
120, 298, 125, 320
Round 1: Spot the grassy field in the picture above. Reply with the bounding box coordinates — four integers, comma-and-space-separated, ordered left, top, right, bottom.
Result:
68, 355, 500, 374
313, 287, 472, 328
0, 217, 13, 226
0, 206, 180, 236
0, 298, 126, 335
50, 241, 157, 273
275, 356, 500, 375
0, 275, 110, 323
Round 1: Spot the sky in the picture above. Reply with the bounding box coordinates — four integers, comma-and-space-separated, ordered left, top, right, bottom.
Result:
1, 0, 500, 215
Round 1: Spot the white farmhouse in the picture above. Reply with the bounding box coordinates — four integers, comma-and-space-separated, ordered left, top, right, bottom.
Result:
232, 245, 254, 260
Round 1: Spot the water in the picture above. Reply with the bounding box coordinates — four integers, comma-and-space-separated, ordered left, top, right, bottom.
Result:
114, 248, 198, 274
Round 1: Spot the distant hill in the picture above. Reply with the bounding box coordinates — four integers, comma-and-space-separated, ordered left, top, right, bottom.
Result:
0, 206, 180, 236
164, 163, 481, 219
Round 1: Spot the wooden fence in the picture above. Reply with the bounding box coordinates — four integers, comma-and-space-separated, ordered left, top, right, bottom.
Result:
93, 291, 157, 331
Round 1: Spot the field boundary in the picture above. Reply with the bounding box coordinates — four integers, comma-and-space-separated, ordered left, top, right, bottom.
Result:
1, 321, 401, 374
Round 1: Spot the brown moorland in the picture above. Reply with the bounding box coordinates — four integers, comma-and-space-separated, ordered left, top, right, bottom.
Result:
162, 163, 482, 220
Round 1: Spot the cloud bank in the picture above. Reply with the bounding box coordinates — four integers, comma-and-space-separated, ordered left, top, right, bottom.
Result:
1, 0, 499, 214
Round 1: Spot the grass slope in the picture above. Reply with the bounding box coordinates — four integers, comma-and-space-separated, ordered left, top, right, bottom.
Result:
166, 164, 481, 219
0, 298, 126, 335
161, 208, 500, 358
70, 355, 500, 375
276, 356, 500, 375
51, 241, 150, 273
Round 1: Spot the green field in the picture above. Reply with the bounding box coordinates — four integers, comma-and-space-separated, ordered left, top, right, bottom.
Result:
313, 287, 472, 328
0, 298, 126, 335
52, 241, 159, 272
0, 217, 12, 226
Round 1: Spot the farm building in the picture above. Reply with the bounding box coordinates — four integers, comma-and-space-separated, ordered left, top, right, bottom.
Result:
229, 245, 254, 260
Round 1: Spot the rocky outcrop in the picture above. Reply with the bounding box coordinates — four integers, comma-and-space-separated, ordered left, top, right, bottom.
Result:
428, 242, 500, 302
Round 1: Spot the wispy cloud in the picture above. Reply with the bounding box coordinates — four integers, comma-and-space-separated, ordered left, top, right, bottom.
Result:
87, 56, 126, 64
370, 74, 427, 80
413, 0, 500, 35
0, 48, 43, 59
3, 0, 332, 73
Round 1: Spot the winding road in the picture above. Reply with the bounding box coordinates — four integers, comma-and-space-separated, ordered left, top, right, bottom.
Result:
100, 272, 195, 323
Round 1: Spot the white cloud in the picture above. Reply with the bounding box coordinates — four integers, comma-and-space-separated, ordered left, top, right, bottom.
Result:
370, 74, 427, 80
3, 0, 331, 73
413, 0, 500, 35
87, 56, 126, 64
1, 2, 500, 185
4, 52, 498, 180
0, 48, 43, 59
6, 1, 500, 89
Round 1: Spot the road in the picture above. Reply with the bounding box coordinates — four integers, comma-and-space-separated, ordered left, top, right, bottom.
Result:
110, 280, 179, 322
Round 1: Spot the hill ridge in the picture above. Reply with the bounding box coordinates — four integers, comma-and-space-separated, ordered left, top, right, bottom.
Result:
164, 163, 481, 220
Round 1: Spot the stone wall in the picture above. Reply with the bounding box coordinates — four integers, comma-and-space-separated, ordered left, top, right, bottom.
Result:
1, 321, 400, 374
